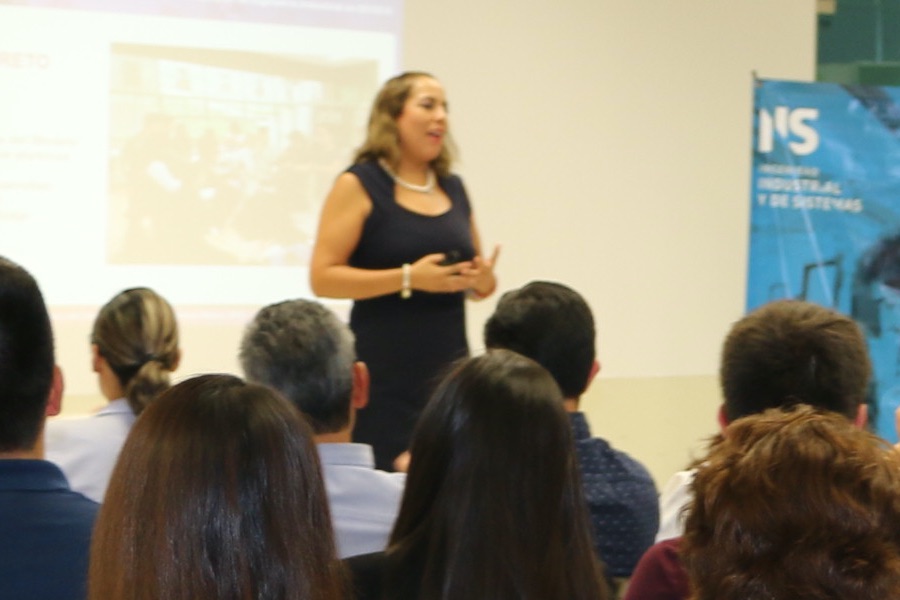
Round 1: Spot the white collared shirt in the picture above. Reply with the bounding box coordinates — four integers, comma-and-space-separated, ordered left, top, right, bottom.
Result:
44, 398, 136, 503
655, 468, 697, 542
317, 443, 405, 558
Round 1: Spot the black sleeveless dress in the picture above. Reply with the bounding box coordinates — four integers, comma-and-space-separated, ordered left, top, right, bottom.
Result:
347, 161, 474, 470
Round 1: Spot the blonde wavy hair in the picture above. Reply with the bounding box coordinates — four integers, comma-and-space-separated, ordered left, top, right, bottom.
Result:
353, 71, 456, 177
91, 287, 179, 415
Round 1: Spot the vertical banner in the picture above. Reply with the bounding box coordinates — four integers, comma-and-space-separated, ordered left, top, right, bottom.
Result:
749, 78, 900, 441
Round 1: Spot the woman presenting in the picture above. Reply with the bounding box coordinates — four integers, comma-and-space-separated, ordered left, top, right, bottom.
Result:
311, 71, 498, 471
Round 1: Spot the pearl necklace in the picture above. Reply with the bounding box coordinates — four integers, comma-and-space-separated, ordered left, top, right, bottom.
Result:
379, 160, 435, 194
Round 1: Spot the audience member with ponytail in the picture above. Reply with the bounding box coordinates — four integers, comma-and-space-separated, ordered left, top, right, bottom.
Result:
46, 287, 179, 502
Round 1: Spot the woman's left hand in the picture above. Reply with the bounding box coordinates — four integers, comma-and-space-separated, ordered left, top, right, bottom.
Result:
464, 244, 500, 299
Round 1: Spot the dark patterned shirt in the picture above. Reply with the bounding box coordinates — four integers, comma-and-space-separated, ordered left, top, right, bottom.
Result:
570, 412, 659, 577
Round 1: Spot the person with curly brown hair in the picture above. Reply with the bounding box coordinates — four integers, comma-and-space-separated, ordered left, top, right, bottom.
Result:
683, 405, 900, 600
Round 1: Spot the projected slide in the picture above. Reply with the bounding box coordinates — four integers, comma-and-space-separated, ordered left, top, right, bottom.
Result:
0, 0, 400, 305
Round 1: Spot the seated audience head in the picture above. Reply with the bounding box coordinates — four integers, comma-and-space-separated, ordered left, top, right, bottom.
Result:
720, 299, 871, 425
683, 405, 900, 599
388, 349, 607, 600
239, 299, 363, 435
88, 374, 345, 600
90, 287, 179, 415
483, 281, 596, 401
0, 256, 60, 454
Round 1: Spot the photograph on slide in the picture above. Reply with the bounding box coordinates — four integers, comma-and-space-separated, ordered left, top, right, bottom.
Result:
107, 42, 378, 266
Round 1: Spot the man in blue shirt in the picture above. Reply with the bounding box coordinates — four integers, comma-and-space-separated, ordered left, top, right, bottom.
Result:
0, 256, 99, 600
240, 299, 405, 558
484, 281, 659, 580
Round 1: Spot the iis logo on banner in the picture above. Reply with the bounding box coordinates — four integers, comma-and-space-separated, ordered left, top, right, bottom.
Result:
757, 107, 820, 155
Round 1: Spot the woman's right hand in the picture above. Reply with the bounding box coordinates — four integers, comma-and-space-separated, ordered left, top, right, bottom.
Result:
410, 253, 474, 293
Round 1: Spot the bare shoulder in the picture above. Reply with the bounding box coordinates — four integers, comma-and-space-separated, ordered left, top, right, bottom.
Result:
329, 172, 370, 205
312, 171, 372, 268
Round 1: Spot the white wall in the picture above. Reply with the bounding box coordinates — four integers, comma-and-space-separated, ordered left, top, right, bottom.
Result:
404, 0, 817, 485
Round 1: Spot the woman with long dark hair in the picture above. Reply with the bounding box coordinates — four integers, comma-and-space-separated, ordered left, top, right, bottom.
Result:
88, 374, 346, 600
347, 350, 607, 600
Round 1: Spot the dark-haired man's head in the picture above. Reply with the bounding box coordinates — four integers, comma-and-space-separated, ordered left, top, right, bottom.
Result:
719, 299, 870, 426
484, 281, 597, 406
239, 299, 368, 439
0, 256, 62, 455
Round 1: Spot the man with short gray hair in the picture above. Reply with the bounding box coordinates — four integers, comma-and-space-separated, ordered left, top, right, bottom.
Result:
240, 299, 404, 558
